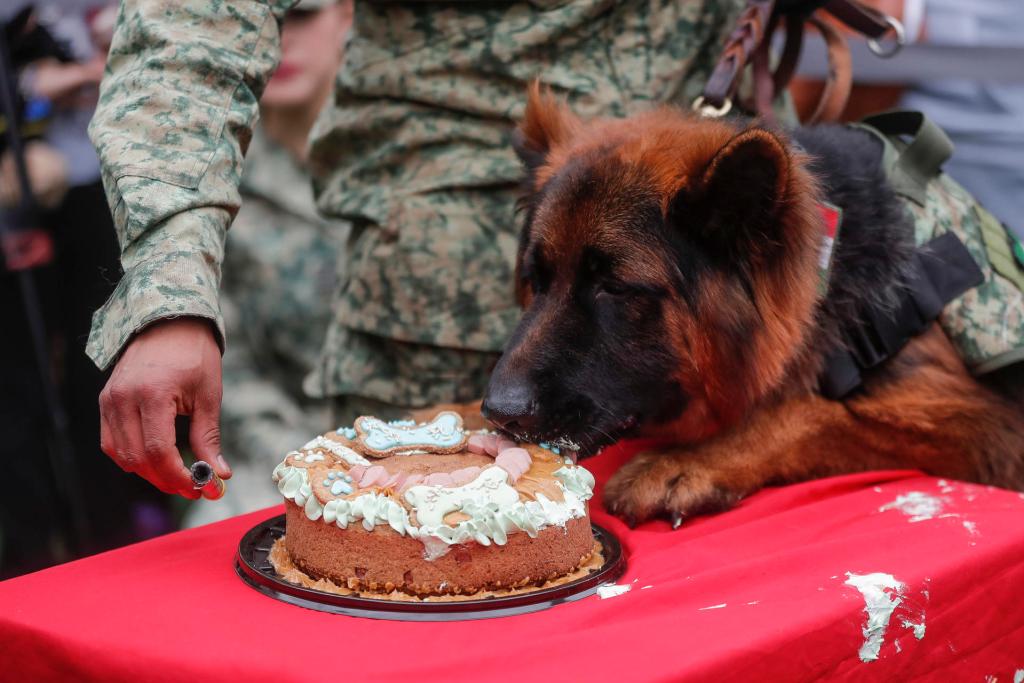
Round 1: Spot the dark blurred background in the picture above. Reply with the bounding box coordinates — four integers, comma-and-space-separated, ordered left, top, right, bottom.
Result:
1, 0, 1021, 579
1, 0, 173, 580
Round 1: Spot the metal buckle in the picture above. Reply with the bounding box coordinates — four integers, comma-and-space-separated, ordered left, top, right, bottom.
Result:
691, 96, 733, 118
867, 14, 905, 59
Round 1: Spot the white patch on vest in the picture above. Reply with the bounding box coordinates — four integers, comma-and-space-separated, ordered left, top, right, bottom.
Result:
819, 234, 836, 270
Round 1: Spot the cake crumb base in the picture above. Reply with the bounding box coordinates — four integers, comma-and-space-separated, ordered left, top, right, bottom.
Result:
269, 536, 605, 603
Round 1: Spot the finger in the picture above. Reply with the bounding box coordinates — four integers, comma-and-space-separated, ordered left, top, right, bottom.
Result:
190, 386, 230, 480
139, 392, 198, 498
99, 401, 120, 466
106, 397, 179, 495
99, 387, 131, 470
102, 385, 144, 475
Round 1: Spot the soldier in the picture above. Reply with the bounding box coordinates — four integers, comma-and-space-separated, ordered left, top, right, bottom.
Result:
89, 0, 750, 498
185, 0, 352, 523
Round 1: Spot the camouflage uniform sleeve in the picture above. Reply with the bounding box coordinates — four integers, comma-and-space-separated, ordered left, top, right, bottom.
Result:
85, 0, 296, 370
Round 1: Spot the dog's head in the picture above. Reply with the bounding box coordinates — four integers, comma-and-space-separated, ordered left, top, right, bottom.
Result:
482, 85, 824, 455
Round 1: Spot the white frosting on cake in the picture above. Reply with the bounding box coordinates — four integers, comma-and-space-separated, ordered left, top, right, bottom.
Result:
404, 467, 520, 527
271, 423, 596, 560
301, 436, 370, 467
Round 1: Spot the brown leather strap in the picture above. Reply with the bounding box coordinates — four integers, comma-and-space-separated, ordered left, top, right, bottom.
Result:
823, 0, 891, 38
805, 13, 852, 123
698, 0, 888, 120
749, 13, 778, 119
699, 0, 776, 111
772, 13, 805, 96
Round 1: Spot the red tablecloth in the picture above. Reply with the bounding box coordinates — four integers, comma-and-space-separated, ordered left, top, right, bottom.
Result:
3, 442, 1024, 682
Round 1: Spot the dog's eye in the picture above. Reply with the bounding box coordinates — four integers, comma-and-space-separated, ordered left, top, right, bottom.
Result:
596, 281, 631, 299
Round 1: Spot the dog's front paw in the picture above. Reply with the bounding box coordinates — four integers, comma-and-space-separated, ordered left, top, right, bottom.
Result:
603, 450, 743, 528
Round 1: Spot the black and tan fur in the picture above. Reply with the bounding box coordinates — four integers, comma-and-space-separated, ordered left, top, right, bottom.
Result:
481, 85, 1024, 527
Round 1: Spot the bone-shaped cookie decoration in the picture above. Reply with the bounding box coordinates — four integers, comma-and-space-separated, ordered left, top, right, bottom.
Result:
353, 411, 467, 457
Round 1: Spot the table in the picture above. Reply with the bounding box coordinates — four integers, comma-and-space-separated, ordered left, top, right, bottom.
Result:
3, 441, 1024, 682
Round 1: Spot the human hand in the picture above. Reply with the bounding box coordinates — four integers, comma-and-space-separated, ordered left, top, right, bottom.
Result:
99, 318, 230, 499
30, 55, 104, 106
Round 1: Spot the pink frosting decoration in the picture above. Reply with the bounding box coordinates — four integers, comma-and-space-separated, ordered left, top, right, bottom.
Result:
359, 465, 389, 488
449, 466, 483, 486
343, 433, 534, 493
398, 473, 424, 493
467, 434, 490, 455
466, 433, 519, 457
423, 472, 455, 487
495, 448, 532, 483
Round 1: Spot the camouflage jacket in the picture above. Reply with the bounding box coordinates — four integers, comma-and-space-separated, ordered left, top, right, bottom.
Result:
187, 128, 348, 526
219, 127, 348, 463
87, 0, 746, 406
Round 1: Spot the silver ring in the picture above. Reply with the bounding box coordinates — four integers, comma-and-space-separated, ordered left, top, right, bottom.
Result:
692, 96, 733, 118
868, 15, 906, 58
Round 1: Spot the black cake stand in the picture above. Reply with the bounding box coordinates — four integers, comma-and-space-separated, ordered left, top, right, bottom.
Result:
235, 514, 626, 621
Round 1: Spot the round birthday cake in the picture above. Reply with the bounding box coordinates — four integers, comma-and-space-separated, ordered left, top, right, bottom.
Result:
271, 411, 597, 596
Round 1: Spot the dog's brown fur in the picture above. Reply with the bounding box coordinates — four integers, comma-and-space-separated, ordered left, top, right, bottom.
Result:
486, 84, 1024, 527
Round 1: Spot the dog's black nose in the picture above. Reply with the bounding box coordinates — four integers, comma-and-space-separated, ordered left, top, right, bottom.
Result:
482, 378, 539, 434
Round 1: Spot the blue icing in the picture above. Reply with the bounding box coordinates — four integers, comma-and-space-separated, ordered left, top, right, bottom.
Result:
331, 480, 352, 496
538, 442, 561, 455
360, 413, 463, 451
388, 419, 416, 427
322, 479, 330, 487
337, 427, 357, 439
328, 472, 338, 480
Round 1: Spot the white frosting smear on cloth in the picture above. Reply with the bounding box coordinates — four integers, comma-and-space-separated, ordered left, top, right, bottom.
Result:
596, 583, 632, 599
878, 492, 946, 522
844, 572, 904, 662
900, 618, 926, 640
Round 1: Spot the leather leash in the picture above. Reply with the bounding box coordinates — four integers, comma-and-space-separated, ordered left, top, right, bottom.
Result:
695, 0, 905, 123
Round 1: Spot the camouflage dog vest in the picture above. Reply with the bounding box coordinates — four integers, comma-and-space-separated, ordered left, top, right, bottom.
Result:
820, 111, 1024, 397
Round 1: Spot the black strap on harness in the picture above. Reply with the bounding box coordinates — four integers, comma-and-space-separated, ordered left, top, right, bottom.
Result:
818, 110, 986, 399
819, 231, 984, 399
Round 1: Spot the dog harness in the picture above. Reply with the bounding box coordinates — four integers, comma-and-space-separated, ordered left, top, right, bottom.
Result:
819, 111, 1024, 399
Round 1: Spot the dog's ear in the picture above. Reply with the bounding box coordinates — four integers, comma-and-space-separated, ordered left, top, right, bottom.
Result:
670, 127, 792, 260
514, 81, 579, 179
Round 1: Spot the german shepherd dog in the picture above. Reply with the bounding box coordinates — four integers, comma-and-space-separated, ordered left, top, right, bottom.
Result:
481, 85, 1024, 527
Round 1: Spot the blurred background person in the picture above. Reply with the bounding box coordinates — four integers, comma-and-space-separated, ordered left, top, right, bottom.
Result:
1, 0, 173, 579
185, 0, 353, 527
899, 0, 1024, 240
790, 0, 1024, 240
